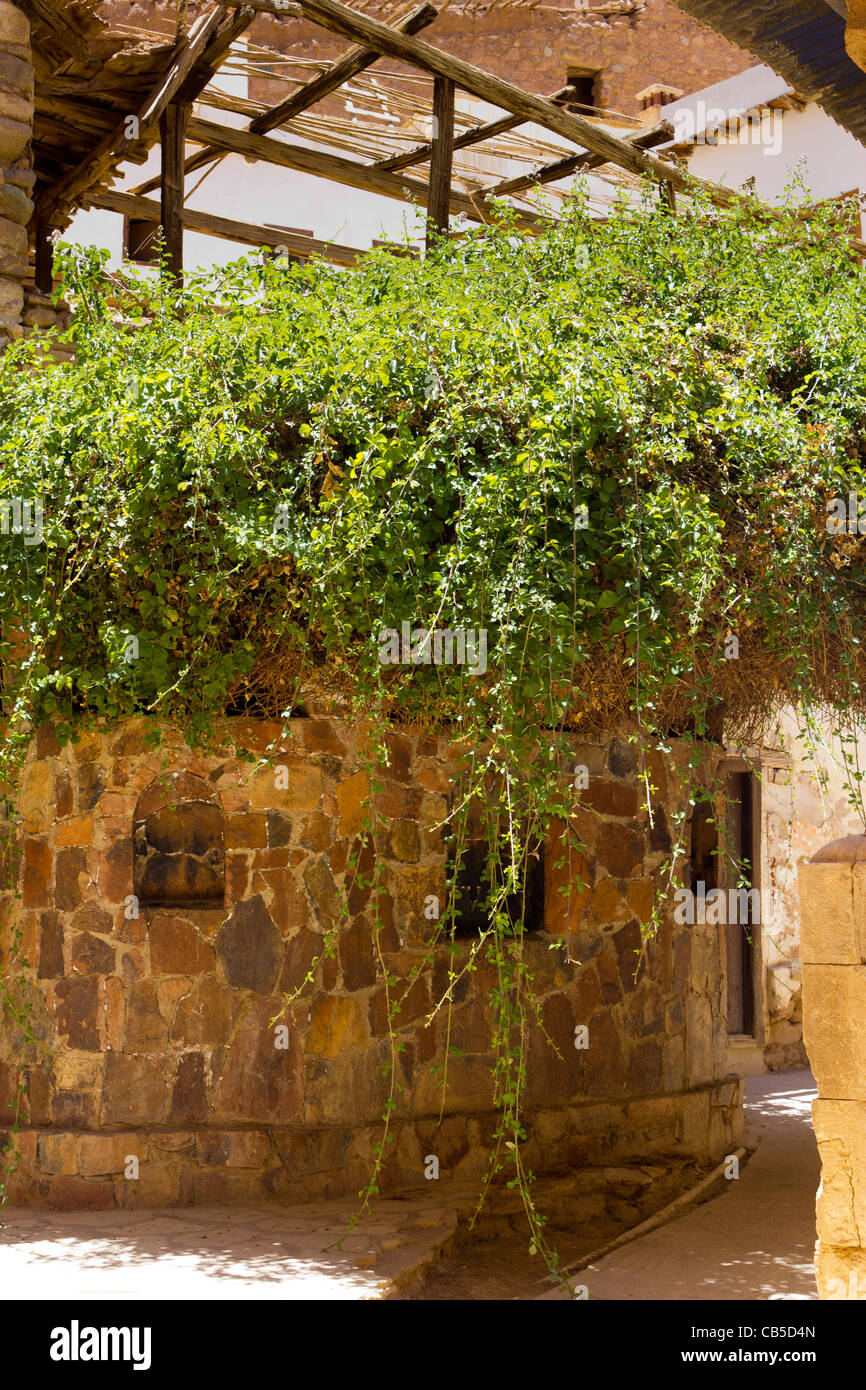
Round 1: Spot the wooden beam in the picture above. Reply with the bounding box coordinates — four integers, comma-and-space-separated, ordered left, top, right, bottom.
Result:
216, 0, 751, 215
161, 102, 190, 284
91, 188, 365, 267
35, 6, 233, 228
426, 75, 454, 248
16, 0, 92, 62
250, 2, 437, 134
375, 85, 574, 173
484, 119, 672, 200
185, 115, 544, 229
133, 3, 436, 199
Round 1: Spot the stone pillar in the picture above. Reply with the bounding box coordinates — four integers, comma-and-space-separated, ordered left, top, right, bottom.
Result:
0, 0, 34, 350
798, 836, 866, 1299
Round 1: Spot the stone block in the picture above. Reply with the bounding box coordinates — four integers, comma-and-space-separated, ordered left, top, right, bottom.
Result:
149, 913, 215, 975
52, 976, 100, 1051
215, 895, 282, 991
172, 976, 234, 1046
78, 1133, 135, 1177
0, 4, 30, 46
102, 1054, 168, 1125
37, 1132, 78, 1176
799, 864, 865, 966
18, 761, 53, 831
803, 963, 866, 1099
336, 771, 369, 839
214, 996, 302, 1122
813, 1099, 866, 1248
0, 115, 28, 165
308, 994, 366, 1057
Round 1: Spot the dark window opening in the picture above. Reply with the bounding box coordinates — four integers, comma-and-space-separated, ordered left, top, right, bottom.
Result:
688, 799, 718, 894
124, 216, 161, 266
448, 834, 545, 938
565, 67, 601, 113
725, 771, 756, 1035
134, 774, 225, 909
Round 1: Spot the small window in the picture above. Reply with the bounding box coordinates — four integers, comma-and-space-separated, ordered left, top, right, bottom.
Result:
448, 834, 545, 938
134, 772, 225, 909
566, 67, 601, 113
124, 217, 161, 266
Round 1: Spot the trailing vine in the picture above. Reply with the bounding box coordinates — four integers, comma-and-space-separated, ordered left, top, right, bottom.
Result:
3, 182, 866, 1287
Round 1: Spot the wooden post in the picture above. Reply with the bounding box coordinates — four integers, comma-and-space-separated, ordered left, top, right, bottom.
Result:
160, 101, 189, 284
426, 75, 454, 251
34, 223, 54, 295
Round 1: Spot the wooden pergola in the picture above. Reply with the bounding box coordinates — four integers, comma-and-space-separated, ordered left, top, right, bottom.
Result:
22, 0, 866, 289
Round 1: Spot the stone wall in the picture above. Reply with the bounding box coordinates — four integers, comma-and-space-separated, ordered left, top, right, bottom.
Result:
105, 0, 751, 119
0, 0, 33, 350
798, 838, 866, 1299
0, 716, 742, 1208
756, 709, 866, 1071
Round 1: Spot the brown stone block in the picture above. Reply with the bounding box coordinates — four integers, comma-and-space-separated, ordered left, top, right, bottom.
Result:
71, 900, 113, 935
250, 848, 291, 870
22, 837, 51, 908
34, 722, 60, 759
339, 915, 377, 992
389, 819, 420, 863
799, 863, 866, 966
259, 870, 308, 936
269, 1127, 350, 1176
384, 732, 413, 784
226, 810, 268, 849
50, 1090, 96, 1127
37, 1132, 78, 1176
121, 1160, 183, 1207
19, 761, 53, 831
149, 913, 216, 975
588, 874, 630, 929
214, 996, 303, 1122
52, 976, 100, 1051
545, 826, 592, 936
596, 823, 644, 878
70, 932, 115, 976
580, 778, 639, 818
804, 964, 866, 1100
280, 926, 322, 995
267, 811, 293, 847
226, 851, 250, 902
55, 814, 94, 847
54, 772, 73, 818
626, 878, 657, 927
335, 770, 369, 838
250, 760, 323, 812
105, 976, 125, 1051
582, 1011, 626, 1096
308, 994, 367, 1056
103, 1054, 168, 1124
299, 811, 331, 850
614, 920, 645, 992
172, 976, 234, 1047
54, 847, 89, 909
50, 1176, 115, 1211
125, 981, 169, 1052
170, 1051, 209, 1123
299, 720, 347, 757
412, 1053, 494, 1116
37, 911, 64, 978
215, 896, 283, 991
78, 1133, 135, 1177
303, 856, 342, 930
